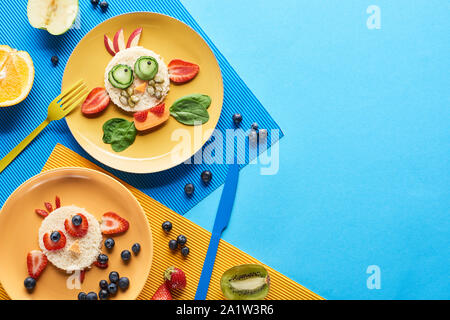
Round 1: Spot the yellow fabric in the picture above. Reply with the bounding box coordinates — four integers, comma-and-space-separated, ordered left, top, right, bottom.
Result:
0, 144, 323, 300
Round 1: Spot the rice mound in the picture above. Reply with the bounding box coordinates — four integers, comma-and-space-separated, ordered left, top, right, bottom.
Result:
104, 46, 170, 112
38, 205, 102, 272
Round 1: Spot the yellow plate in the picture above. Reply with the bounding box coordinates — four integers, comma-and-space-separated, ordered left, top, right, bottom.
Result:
63, 12, 224, 173
0, 168, 153, 300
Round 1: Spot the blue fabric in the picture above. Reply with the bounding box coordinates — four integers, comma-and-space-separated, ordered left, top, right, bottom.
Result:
0, 0, 283, 215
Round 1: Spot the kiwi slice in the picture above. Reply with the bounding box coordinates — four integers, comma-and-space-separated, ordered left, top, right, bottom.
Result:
134, 56, 159, 80
108, 64, 134, 89
220, 264, 270, 300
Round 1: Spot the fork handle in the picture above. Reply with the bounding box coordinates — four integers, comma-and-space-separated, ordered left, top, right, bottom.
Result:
0, 119, 49, 173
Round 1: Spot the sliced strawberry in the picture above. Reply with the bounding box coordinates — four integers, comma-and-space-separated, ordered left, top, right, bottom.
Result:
64, 214, 89, 238
151, 283, 173, 300
94, 261, 108, 269
149, 103, 165, 116
27, 250, 48, 279
100, 212, 129, 235
44, 202, 53, 213
133, 111, 148, 123
79, 270, 86, 283
81, 87, 110, 116
55, 196, 61, 209
43, 231, 66, 251
35, 209, 49, 218
168, 59, 200, 84
164, 266, 186, 290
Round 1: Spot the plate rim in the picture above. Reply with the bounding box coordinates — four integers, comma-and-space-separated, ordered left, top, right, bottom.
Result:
63, 11, 224, 174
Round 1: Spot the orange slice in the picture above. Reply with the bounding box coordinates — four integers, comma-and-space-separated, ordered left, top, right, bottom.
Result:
0, 45, 35, 107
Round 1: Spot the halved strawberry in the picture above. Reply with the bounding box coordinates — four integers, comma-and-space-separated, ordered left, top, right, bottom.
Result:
94, 261, 108, 269
43, 231, 66, 251
81, 87, 110, 116
64, 214, 89, 238
35, 209, 49, 218
133, 110, 148, 123
27, 250, 48, 279
55, 196, 61, 209
149, 103, 165, 116
151, 283, 173, 300
100, 212, 129, 235
44, 202, 53, 213
168, 59, 200, 83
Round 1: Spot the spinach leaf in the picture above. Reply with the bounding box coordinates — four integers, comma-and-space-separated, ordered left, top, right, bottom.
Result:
173, 94, 211, 109
170, 94, 211, 126
102, 118, 137, 152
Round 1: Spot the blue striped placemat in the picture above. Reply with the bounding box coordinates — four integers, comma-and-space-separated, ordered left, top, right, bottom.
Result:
0, 0, 283, 215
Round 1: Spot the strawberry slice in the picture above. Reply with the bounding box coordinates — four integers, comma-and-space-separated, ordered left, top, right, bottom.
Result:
94, 261, 108, 269
168, 59, 200, 83
79, 270, 86, 283
55, 196, 61, 209
133, 111, 148, 123
64, 214, 89, 238
27, 250, 48, 279
44, 202, 53, 213
35, 209, 49, 218
151, 283, 173, 300
81, 87, 110, 116
100, 212, 129, 235
43, 231, 66, 251
149, 103, 165, 116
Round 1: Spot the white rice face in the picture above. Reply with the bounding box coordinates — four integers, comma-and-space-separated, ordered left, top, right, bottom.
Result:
38, 205, 102, 272
104, 47, 170, 112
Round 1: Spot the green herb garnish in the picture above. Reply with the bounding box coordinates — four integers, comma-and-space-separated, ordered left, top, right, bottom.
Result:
102, 118, 137, 152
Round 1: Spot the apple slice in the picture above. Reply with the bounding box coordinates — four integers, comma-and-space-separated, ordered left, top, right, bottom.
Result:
27, 0, 79, 35
126, 27, 143, 48
104, 35, 116, 56
113, 29, 126, 53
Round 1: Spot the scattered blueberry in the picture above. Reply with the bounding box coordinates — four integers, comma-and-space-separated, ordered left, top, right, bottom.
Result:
99, 1, 108, 11
24, 277, 36, 290
78, 292, 87, 300
86, 292, 98, 300
104, 238, 115, 249
132, 243, 141, 255
109, 271, 119, 283
118, 277, 130, 290
184, 183, 195, 196
169, 239, 178, 250
72, 215, 82, 226
121, 250, 131, 262
91, 0, 99, 6
181, 246, 190, 257
177, 235, 187, 247
251, 122, 259, 131
201, 170, 213, 184
99, 289, 109, 300
99, 280, 108, 290
98, 254, 108, 264
162, 221, 173, 233
107, 282, 118, 295
51, 55, 59, 66
50, 231, 61, 242
232, 113, 243, 126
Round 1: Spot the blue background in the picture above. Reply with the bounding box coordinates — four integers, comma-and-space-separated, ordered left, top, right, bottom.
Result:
1, 0, 449, 299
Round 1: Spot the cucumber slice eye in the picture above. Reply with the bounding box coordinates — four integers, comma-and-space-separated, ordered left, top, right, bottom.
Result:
108, 64, 134, 89
134, 56, 159, 80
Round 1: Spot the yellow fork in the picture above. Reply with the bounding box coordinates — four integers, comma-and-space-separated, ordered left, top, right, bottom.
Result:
0, 80, 88, 173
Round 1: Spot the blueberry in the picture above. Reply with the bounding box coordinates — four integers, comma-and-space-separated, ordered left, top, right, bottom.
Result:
132, 243, 141, 255
232, 113, 243, 126
72, 215, 82, 226
177, 235, 187, 247
99, 280, 108, 290
50, 231, 61, 242
251, 122, 259, 131
98, 289, 109, 300
51, 55, 59, 66
168, 239, 178, 250
109, 271, 119, 283
107, 282, 118, 295
162, 221, 172, 232
91, 0, 99, 6
99, 1, 108, 11
86, 292, 98, 300
78, 292, 87, 300
97, 254, 108, 264
24, 277, 36, 290
104, 238, 115, 250
121, 250, 131, 262
181, 246, 190, 257
201, 170, 213, 184
184, 183, 195, 196
118, 277, 130, 290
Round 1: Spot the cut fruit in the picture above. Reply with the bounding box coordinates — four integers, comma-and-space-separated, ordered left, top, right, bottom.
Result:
220, 264, 270, 300
27, 250, 48, 279
100, 212, 129, 235
81, 87, 110, 116
126, 27, 143, 48
27, 0, 79, 36
168, 59, 199, 84
113, 29, 126, 53
104, 35, 116, 56
0, 45, 34, 107
134, 103, 170, 132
